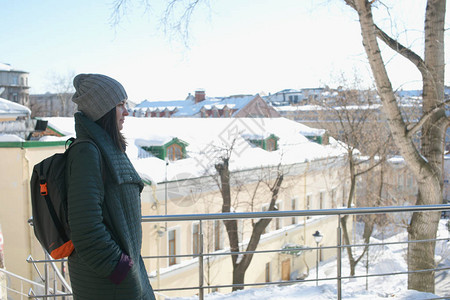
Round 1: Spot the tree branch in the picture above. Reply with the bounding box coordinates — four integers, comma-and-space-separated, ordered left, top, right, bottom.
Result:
373, 25, 427, 79
406, 98, 450, 138
162, 0, 202, 46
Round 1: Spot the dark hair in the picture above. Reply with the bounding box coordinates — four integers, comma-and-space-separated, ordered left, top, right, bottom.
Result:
95, 107, 127, 152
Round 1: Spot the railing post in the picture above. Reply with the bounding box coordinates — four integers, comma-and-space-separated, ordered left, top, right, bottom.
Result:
337, 214, 342, 300
44, 252, 49, 300
199, 220, 204, 300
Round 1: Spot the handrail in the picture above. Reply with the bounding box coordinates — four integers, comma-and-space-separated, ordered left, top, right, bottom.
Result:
26, 204, 450, 299
141, 204, 450, 300
141, 204, 450, 222
0, 268, 45, 288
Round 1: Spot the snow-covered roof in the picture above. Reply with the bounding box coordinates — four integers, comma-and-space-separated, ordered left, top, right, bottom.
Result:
0, 62, 26, 73
134, 95, 257, 117
0, 62, 13, 71
0, 97, 31, 117
0, 134, 25, 142
275, 105, 324, 112
45, 117, 346, 184
40, 117, 75, 137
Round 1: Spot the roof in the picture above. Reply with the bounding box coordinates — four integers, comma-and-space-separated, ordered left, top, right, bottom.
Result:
0, 97, 31, 117
45, 117, 346, 184
133, 94, 258, 117
0, 62, 27, 73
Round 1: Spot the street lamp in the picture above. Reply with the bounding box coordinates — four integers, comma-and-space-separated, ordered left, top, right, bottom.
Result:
312, 230, 323, 286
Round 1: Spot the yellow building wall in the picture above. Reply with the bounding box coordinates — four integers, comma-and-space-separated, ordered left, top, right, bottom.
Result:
0, 142, 67, 297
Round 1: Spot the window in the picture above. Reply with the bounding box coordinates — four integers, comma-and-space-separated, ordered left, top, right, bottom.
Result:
291, 198, 297, 224
406, 174, 414, 188
192, 223, 200, 256
214, 220, 222, 251
342, 185, 347, 207
167, 144, 183, 161
262, 205, 269, 233
168, 229, 177, 266
275, 201, 282, 230
11, 76, 18, 85
398, 174, 404, 192
319, 191, 325, 209
247, 134, 278, 151
306, 195, 312, 219
265, 262, 271, 282
266, 138, 276, 151
331, 188, 337, 208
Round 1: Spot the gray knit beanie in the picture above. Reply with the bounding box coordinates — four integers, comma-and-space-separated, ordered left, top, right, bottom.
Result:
72, 73, 128, 121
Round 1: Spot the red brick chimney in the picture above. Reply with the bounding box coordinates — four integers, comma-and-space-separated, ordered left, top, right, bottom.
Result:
195, 90, 206, 103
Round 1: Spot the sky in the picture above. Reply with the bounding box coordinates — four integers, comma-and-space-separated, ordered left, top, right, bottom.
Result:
170, 219, 450, 300
1, 0, 449, 104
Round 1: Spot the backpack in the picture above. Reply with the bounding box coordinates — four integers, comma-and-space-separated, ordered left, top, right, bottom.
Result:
30, 138, 100, 259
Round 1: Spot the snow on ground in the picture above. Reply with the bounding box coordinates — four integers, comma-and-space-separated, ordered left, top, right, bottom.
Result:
169, 219, 450, 300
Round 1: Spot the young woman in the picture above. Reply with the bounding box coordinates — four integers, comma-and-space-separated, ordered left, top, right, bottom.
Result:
67, 74, 155, 300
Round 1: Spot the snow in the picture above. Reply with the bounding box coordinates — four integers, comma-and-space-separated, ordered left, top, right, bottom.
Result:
0, 62, 13, 71
45, 117, 348, 184
0, 97, 31, 116
276, 105, 324, 112
134, 95, 255, 117
0, 134, 24, 142
169, 219, 450, 300
40, 117, 75, 136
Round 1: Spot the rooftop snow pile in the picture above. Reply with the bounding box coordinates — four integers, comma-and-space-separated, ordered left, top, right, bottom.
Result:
45, 117, 347, 184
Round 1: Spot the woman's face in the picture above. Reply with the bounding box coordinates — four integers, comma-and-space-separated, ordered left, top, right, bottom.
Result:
116, 100, 129, 131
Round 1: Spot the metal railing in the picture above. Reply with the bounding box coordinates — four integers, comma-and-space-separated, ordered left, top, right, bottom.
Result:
22, 204, 450, 299
26, 252, 72, 299
141, 204, 450, 300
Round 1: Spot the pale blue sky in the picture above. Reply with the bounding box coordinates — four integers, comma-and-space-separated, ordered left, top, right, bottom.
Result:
1, 0, 448, 103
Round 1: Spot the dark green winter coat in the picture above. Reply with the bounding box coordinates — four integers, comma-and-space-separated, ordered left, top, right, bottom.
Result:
66, 112, 155, 300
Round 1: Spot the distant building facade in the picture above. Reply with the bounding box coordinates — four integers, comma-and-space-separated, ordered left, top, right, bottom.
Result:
0, 63, 30, 107
29, 92, 76, 117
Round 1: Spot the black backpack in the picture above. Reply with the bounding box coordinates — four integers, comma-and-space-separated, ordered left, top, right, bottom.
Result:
30, 138, 100, 259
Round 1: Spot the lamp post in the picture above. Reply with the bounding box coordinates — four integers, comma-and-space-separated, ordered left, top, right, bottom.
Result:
312, 230, 323, 286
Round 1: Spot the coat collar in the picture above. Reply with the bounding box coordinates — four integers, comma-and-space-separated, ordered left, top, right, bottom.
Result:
74, 112, 143, 188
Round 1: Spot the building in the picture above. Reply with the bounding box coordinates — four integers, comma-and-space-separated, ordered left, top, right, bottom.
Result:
29, 92, 77, 117
133, 90, 280, 118
0, 97, 36, 140
0, 116, 347, 296
265, 88, 337, 107
0, 63, 30, 107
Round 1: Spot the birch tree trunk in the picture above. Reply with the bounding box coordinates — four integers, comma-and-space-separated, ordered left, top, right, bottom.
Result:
347, 0, 447, 293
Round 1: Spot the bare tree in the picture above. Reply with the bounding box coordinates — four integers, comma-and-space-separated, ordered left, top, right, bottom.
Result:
345, 0, 447, 293
314, 81, 393, 276
111, 0, 204, 46
214, 155, 284, 291
46, 71, 76, 117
